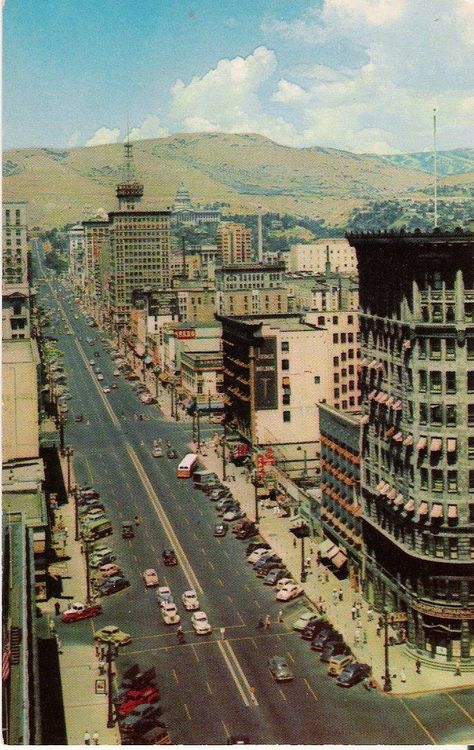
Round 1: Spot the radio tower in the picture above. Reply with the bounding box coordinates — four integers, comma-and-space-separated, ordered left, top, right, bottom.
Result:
116, 131, 144, 210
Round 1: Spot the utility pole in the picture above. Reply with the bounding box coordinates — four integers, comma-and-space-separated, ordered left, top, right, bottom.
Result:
383, 609, 392, 692
65, 446, 73, 495
433, 108, 438, 229
196, 408, 201, 451
106, 641, 117, 728
222, 420, 227, 481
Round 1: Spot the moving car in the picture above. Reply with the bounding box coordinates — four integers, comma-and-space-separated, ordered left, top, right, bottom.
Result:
111, 383, 118, 389
268, 656, 294, 682
276, 582, 304, 601
213, 522, 228, 537
102, 386, 111, 394
181, 590, 199, 611
191, 611, 212, 635
113, 370, 121, 377
74, 414, 84, 422
292, 609, 320, 632
167, 448, 178, 459
61, 602, 102, 623
336, 661, 371, 687
142, 569, 159, 587
161, 602, 180, 625
97, 374, 104, 381
99, 562, 122, 578
122, 521, 134, 539
157, 586, 174, 607
162, 549, 177, 566
94, 625, 131, 646
152, 446, 163, 458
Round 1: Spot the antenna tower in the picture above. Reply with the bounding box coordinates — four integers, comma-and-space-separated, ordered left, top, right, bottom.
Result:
433, 108, 438, 229
116, 127, 144, 209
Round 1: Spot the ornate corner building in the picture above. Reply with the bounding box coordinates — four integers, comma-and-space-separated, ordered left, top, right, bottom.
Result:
348, 229, 474, 665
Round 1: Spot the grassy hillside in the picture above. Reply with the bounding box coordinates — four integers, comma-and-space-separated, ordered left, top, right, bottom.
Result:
2, 132, 461, 229
376, 148, 474, 176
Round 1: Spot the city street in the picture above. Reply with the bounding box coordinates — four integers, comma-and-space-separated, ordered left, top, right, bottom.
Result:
36, 255, 474, 745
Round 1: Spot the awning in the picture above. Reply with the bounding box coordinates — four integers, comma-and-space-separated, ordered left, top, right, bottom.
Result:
393, 431, 403, 442
392, 400, 402, 410
386, 396, 395, 408
360, 415, 370, 425
403, 435, 414, 446
377, 392, 388, 404
369, 359, 378, 369
360, 358, 370, 367
430, 503, 443, 519
330, 551, 348, 569
386, 488, 397, 501
394, 493, 404, 507
447, 504, 458, 519
385, 427, 395, 438
326, 545, 341, 560
447, 438, 457, 453
369, 390, 378, 400
376, 480, 386, 492
417, 501, 429, 516
417, 437, 427, 451
159, 372, 170, 383
379, 483, 390, 496
430, 438, 442, 452
318, 539, 336, 556
404, 499, 415, 513
375, 362, 385, 372
135, 343, 145, 357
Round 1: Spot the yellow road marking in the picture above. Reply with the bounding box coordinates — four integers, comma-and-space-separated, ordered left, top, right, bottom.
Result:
398, 698, 436, 744
184, 703, 191, 720
221, 720, 230, 739
208, 560, 215, 570
118, 629, 295, 656
191, 644, 200, 663
217, 578, 224, 587
254, 599, 261, 609
279, 687, 287, 701
303, 677, 319, 702
171, 668, 179, 683
201, 547, 207, 556
227, 594, 233, 603
206, 681, 213, 695
446, 693, 474, 724
286, 651, 295, 663
237, 611, 245, 626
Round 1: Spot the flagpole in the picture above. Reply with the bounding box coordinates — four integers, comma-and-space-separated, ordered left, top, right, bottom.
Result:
433, 108, 438, 228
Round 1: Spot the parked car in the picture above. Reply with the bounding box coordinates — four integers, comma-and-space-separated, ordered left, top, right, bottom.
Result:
181, 590, 200, 611
268, 656, 294, 682
209, 488, 232, 501
253, 554, 282, 573
232, 518, 251, 534
310, 628, 340, 652
263, 568, 289, 586
276, 582, 304, 600
118, 687, 161, 718
223, 508, 246, 522
94, 625, 131, 646
213, 522, 228, 537
336, 661, 371, 688
292, 609, 321, 632
61, 602, 102, 623
191, 611, 212, 635
247, 548, 271, 564
90, 552, 116, 568
120, 703, 161, 733
162, 549, 177, 566
99, 562, 122, 578
96, 576, 130, 596
216, 498, 239, 514
236, 523, 257, 540
276, 577, 297, 591
256, 559, 285, 578
320, 639, 350, 663
301, 619, 329, 641
142, 569, 159, 587
327, 653, 354, 677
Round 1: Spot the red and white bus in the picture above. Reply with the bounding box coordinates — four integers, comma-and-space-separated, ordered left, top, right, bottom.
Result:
177, 453, 198, 478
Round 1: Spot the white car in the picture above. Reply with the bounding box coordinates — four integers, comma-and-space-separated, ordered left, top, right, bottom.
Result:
89, 360, 95, 366
102, 386, 111, 394
276, 583, 304, 602
276, 577, 296, 591
157, 586, 174, 607
182, 590, 200, 611
113, 370, 121, 377
190, 611, 212, 635
247, 548, 271, 564
161, 602, 181, 625
97, 373, 104, 381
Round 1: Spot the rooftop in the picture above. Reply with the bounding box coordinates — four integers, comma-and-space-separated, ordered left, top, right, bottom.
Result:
219, 313, 321, 333
2, 338, 40, 365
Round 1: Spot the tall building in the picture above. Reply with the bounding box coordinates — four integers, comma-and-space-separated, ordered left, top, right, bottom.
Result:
215, 262, 288, 317
288, 239, 357, 275
217, 223, 252, 265
348, 229, 474, 664
83, 218, 109, 323
68, 224, 85, 289
2, 201, 28, 286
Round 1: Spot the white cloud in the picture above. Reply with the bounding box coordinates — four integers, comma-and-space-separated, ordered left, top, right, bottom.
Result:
66, 129, 81, 148
85, 127, 120, 147
321, 0, 407, 27
271, 79, 307, 103
128, 115, 169, 141
454, 0, 474, 44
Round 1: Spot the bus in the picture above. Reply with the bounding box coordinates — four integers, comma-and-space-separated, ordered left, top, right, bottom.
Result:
177, 453, 198, 478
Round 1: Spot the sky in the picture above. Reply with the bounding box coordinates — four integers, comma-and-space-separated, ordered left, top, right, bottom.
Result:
3, 0, 474, 154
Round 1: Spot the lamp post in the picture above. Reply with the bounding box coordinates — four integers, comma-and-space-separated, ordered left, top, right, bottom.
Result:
154, 368, 160, 400
106, 641, 118, 728
196, 407, 201, 451
83, 535, 92, 604
175, 387, 180, 422
222, 420, 227, 481
297, 446, 308, 478
383, 608, 393, 692
251, 470, 259, 525
290, 522, 310, 583
65, 446, 74, 495
74, 486, 80, 542
170, 382, 175, 417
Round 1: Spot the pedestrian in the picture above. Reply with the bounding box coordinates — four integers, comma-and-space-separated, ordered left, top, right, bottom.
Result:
95, 643, 100, 658
92, 731, 99, 745
264, 614, 271, 629
378, 615, 383, 629
84, 731, 91, 745
316, 552, 322, 566
400, 668, 406, 683
56, 635, 62, 654
354, 626, 361, 646
351, 604, 357, 620
355, 602, 361, 618
293, 538, 297, 548
338, 588, 343, 602
367, 606, 374, 621
332, 588, 338, 604
98, 660, 105, 676
415, 658, 421, 674
376, 626, 382, 637
278, 610, 283, 623
324, 572, 329, 583
306, 556, 311, 569
220, 627, 226, 641
454, 660, 461, 676
54, 600, 61, 616
256, 617, 264, 629
362, 630, 368, 644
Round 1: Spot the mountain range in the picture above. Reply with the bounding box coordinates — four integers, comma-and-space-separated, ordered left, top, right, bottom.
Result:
3, 133, 473, 229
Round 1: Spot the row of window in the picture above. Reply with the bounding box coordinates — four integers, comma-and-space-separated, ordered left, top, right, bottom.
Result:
362, 335, 474, 360
332, 332, 356, 344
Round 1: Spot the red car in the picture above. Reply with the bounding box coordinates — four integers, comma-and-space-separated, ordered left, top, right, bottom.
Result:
61, 602, 102, 623
118, 687, 161, 718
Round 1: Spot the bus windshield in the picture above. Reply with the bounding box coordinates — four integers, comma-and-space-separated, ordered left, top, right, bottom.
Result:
177, 453, 198, 478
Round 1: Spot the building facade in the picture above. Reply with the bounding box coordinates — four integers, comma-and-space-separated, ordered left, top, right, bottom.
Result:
3, 201, 28, 286
67, 224, 85, 289
217, 223, 252, 265
171, 185, 221, 226
215, 262, 288, 316
288, 238, 357, 275
348, 229, 474, 664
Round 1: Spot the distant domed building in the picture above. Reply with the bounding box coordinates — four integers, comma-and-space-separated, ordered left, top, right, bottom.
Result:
171, 184, 221, 226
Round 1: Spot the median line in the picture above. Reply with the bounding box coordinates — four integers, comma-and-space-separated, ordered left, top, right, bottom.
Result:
446, 693, 474, 724
397, 697, 436, 744
217, 641, 250, 707
303, 677, 319, 702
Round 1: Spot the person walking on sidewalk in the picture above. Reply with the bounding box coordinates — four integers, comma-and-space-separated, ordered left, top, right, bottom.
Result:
84, 731, 91, 745
92, 732, 99, 745
338, 588, 343, 601
264, 614, 271, 629
54, 601, 61, 616
454, 660, 461, 676
367, 606, 374, 621
351, 604, 357, 620
332, 588, 338, 605
278, 610, 283, 623
415, 658, 421, 674
400, 668, 406, 683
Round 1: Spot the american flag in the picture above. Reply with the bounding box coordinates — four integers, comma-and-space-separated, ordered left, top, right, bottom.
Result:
2, 640, 11, 682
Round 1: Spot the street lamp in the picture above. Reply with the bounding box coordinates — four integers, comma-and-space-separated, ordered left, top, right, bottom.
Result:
290, 522, 310, 583
383, 608, 393, 692
251, 470, 260, 526
83, 535, 92, 604
74, 486, 80, 542
106, 641, 118, 728
65, 446, 74, 495
297, 446, 308, 478
222, 420, 227, 481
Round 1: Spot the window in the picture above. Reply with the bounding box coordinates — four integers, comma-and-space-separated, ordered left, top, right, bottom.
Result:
430, 371, 442, 393
468, 372, 474, 393
469, 470, 474, 492
318, 316, 325, 325
418, 339, 426, 359
434, 537, 445, 558
349, 365, 354, 375
341, 333, 346, 343
430, 404, 442, 425
444, 372, 456, 394
283, 410, 291, 422
342, 400, 348, 409
333, 333, 339, 344
446, 339, 456, 359
314, 375, 320, 384
333, 316, 339, 324
448, 539, 458, 559
334, 374, 340, 384
468, 437, 474, 460
333, 356, 339, 366
447, 470, 458, 492
469, 404, 474, 427
420, 468, 429, 489
281, 341, 289, 352
419, 370, 427, 391
468, 339, 474, 360
446, 404, 457, 426
470, 504, 474, 523
430, 339, 441, 359
348, 333, 354, 343
282, 394, 290, 405
432, 304, 443, 323
334, 388, 340, 399
432, 469, 443, 491
419, 403, 428, 424
281, 359, 289, 371
348, 315, 353, 324
465, 302, 474, 322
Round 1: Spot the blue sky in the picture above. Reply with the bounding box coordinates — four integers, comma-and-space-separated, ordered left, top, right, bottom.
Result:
4, 0, 474, 153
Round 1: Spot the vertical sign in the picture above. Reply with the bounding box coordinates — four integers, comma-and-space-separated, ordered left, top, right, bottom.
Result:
255, 337, 278, 410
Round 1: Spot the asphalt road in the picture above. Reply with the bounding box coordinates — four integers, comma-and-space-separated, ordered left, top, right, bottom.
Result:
35, 247, 474, 745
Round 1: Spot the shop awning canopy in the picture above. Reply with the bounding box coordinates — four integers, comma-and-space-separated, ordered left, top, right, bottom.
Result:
393, 431, 403, 442
330, 551, 348, 568
447, 504, 458, 519
394, 493, 404, 507
392, 400, 402, 410
417, 437, 427, 451
404, 499, 415, 513
318, 539, 335, 556
159, 372, 171, 383
430, 438, 442, 452
447, 438, 457, 453
430, 503, 443, 519
417, 501, 429, 516
403, 435, 414, 447
386, 488, 397, 501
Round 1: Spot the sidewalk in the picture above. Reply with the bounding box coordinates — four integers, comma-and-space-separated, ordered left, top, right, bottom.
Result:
40, 454, 120, 745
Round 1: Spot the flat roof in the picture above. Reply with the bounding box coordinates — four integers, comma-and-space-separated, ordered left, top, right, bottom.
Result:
224, 313, 320, 332
2, 338, 40, 365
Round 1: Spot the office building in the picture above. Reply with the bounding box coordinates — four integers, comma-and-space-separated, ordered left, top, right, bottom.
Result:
217, 223, 252, 265
215, 262, 288, 316
288, 239, 357, 275
348, 228, 474, 664
2, 201, 31, 340
67, 224, 85, 289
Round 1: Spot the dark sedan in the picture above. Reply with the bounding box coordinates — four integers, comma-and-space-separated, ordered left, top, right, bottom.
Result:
162, 549, 178, 566
263, 568, 289, 586
310, 628, 341, 652
301, 619, 329, 641
336, 661, 371, 687
96, 576, 130, 596
320, 640, 350, 663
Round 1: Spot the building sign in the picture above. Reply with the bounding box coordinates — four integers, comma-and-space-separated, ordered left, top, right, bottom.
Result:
174, 328, 196, 340
255, 337, 278, 410
264, 447, 276, 466
412, 601, 474, 620
388, 612, 408, 624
